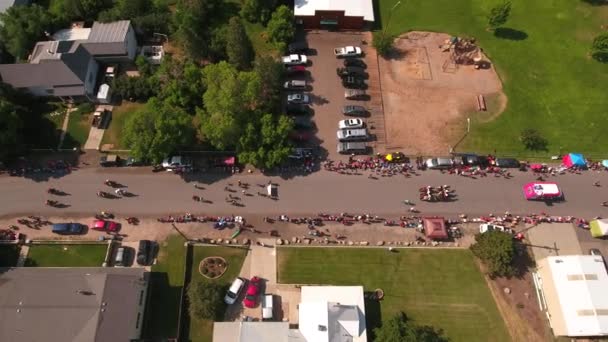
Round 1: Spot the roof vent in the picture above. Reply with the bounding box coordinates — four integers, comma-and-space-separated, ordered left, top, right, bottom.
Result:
318, 325, 327, 331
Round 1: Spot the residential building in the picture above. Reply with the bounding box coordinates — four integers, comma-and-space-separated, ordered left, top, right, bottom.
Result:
0, 20, 137, 102
0, 267, 149, 342
212, 285, 367, 342
293, 0, 375, 30
0, 0, 29, 13
534, 255, 608, 337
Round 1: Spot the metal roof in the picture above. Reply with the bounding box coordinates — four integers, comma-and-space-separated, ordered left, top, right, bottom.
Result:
0, 267, 147, 342
87, 20, 130, 43
294, 0, 375, 21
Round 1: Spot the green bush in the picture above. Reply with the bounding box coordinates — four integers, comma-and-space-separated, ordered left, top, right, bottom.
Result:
591, 33, 608, 63
373, 31, 396, 57
487, 1, 511, 30
519, 128, 547, 151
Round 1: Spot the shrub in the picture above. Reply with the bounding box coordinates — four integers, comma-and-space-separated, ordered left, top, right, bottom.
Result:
373, 31, 395, 57
519, 128, 547, 151
487, 1, 511, 30
591, 33, 608, 63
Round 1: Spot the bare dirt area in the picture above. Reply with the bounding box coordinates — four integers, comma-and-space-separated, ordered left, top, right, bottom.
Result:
378, 31, 505, 154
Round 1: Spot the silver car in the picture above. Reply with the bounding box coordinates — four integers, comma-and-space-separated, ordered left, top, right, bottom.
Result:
425, 157, 454, 169
287, 93, 310, 104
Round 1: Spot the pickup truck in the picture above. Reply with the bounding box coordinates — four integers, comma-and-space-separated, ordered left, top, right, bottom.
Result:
334, 46, 362, 58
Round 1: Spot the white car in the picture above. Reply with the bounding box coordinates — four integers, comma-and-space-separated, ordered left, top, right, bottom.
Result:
282, 54, 307, 66
287, 93, 310, 104
479, 223, 513, 234
339, 118, 364, 129
161, 156, 192, 171
262, 294, 274, 320
334, 46, 362, 57
224, 277, 246, 305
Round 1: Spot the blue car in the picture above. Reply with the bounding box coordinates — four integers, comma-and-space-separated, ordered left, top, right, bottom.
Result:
52, 223, 85, 235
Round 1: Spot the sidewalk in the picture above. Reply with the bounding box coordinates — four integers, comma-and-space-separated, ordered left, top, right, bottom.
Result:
16, 245, 29, 267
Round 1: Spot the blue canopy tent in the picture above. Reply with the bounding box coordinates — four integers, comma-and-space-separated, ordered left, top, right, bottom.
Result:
562, 153, 587, 168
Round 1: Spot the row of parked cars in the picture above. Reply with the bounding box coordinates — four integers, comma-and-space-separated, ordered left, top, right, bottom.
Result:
424, 154, 521, 169
225, 276, 274, 320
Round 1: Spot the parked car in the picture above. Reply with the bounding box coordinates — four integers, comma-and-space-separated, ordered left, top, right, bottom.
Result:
161, 156, 192, 170
292, 116, 315, 130
334, 46, 362, 57
494, 158, 520, 168
337, 67, 368, 78
287, 93, 310, 104
479, 223, 513, 234
342, 105, 368, 117
337, 142, 368, 154
99, 154, 120, 167
288, 148, 314, 159
453, 153, 490, 167
91, 109, 109, 129
52, 223, 85, 235
243, 276, 262, 308
339, 118, 364, 129
282, 54, 307, 66
288, 41, 309, 54
124, 156, 143, 167
286, 104, 311, 116
114, 246, 131, 267
286, 65, 306, 75
343, 58, 367, 68
337, 128, 369, 142
344, 89, 367, 100
136, 240, 155, 266
284, 80, 307, 90
342, 76, 366, 89
289, 130, 311, 142
262, 294, 274, 320
425, 157, 454, 169
224, 277, 246, 305
91, 219, 120, 233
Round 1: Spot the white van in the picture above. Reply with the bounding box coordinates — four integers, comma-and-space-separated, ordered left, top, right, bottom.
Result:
262, 294, 274, 320
224, 277, 246, 305
337, 142, 368, 154
114, 247, 127, 267
337, 128, 369, 142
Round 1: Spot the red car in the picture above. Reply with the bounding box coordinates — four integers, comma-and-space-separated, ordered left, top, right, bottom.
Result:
243, 276, 262, 308
286, 65, 306, 75
92, 219, 120, 232
289, 130, 311, 142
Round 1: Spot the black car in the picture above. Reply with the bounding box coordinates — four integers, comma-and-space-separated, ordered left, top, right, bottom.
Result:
342, 105, 368, 117
137, 240, 156, 266
342, 76, 367, 89
336, 67, 368, 79
494, 158, 520, 168
52, 223, 85, 235
343, 58, 367, 68
286, 104, 311, 116
288, 41, 309, 54
453, 153, 490, 167
292, 116, 315, 130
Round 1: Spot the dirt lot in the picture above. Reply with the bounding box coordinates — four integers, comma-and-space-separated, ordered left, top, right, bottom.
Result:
379, 31, 504, 154
301, 31, 384, 160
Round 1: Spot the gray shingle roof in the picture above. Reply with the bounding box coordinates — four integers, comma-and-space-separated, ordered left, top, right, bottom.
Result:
0, 267, 146, 342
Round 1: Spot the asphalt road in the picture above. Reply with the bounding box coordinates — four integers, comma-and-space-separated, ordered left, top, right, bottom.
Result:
2, 167, 608, 219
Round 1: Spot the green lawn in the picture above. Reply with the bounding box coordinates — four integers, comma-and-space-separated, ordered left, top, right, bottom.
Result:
63, 109, 91, 148
278, 247, 509, 342
378, 0, 608, 157
100, 101, 144, 149
0, 245, 20, 267
24, 244, 107, 267
143, 235, 187, 339
189, 246, 248, 342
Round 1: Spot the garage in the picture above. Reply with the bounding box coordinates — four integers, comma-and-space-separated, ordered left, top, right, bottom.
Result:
294, 0, 375, 30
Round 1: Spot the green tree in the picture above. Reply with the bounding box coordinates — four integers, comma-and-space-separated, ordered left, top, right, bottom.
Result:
240, 0, 276, 23
0, 4, 54, 60
155, 56, 206, 112
487, 1, 511, 30
98, 0, 152, 21
238, 114, 293, 169
373, 31, 396, 57
0, 99, 23, 161
591, 33, 608, 63
122, 98, 194, 162
253, 56, 284, 113
172, 0, 223, 59
266, 5, 295, 51
112, 75, 157, 101
470, 230, 516, 278
519, 128, 547, 151
226, 17, 253, 70
374, 312, 448, 342
187, 281, 225, 320
50, 0, 113, 22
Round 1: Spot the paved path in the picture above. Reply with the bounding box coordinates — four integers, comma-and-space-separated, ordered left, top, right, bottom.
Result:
83, 127, 105, 150
16, 245, 29, 266
1, 167, 608, 218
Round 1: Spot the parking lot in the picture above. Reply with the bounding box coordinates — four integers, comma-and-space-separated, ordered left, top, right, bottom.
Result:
294, 31, 385, 160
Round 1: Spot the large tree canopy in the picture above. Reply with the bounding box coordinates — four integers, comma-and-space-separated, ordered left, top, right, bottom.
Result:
238, 114, 293, 169
266, 5, 295, 51
253, 56, 284, 113
122, 97, 195, 163
470, 230, 516, 278
172, 0, 224, 60
374, 312, 448, 342
0, 4, 54, 60
240, 0, 276, 24
225, 17, 253, 70
154, 56, 206, 112
50, 0, 112, 22
0, 98, 23, 161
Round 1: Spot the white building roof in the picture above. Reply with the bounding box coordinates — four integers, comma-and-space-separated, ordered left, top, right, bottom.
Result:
299, 286, 367, 342
294, 0, 375, 22
213, 322, 291, 342
52, 28, 92, 41
538, 255, 608, 336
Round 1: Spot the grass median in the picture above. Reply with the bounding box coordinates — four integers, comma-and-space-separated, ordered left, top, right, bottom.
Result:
278, 247, 509, 342
24, 244, 107, 267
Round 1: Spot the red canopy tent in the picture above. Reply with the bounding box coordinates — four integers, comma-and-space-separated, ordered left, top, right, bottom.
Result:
422, 217, 448, 240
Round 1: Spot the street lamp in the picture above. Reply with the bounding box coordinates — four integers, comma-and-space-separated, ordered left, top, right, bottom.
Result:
384, 1, 402, 35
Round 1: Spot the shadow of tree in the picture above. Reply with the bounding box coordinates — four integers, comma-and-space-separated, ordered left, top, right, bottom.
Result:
581, 0, 608, 5
494, 28, 528, 41
364, 296, 382, 340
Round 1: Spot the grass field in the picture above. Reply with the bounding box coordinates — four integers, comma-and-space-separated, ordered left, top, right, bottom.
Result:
188, 246, 248, 342
24, 244, 107, 267
100, 101, 145, 149
144, 235, 187, 339
377, 0, 608, 157
278, 247, 509, 342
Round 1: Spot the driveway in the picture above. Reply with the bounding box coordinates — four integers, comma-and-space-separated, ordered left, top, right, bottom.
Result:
83, 127, 105, 150
526, 223, 582, 261
303, 31, 381, 160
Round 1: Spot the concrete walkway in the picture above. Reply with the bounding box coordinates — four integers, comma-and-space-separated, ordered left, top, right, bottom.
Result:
83, 127, 105, 150
16, 245, 29, 267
